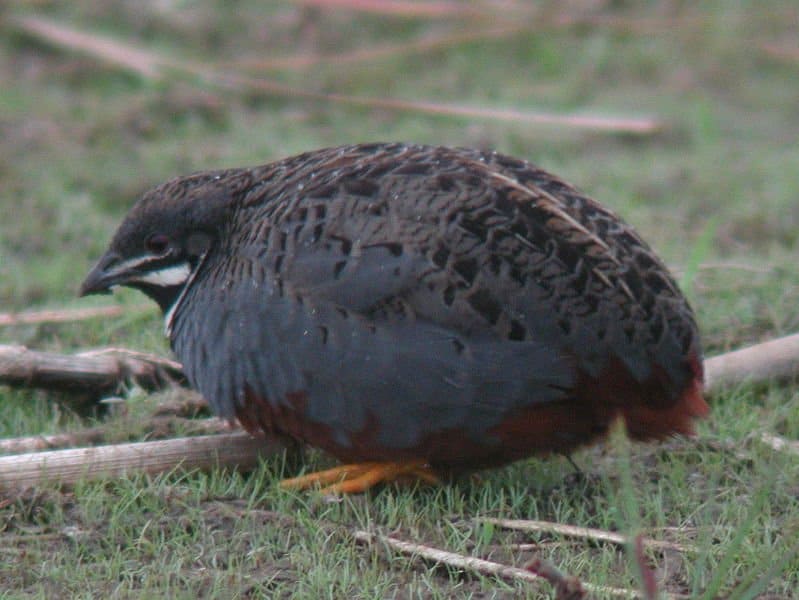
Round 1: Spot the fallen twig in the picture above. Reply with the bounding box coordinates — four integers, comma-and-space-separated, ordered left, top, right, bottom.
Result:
0, 429, 107, 455
201, 66, 663, 132
477, 518, 695, 553
0, 305, 151, 327
0, 417, 230, 455
704, 333, 799, 392
759, 432, 799, 456
151, 394, 210, 417
354, 530, 651, 598
0, 344, 185, 396
0, 432, 289, 489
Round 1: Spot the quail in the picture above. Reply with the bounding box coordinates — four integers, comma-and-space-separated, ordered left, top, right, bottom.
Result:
81, 143, 708, 493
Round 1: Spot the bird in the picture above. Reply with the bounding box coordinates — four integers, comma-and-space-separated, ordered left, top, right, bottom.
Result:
80, 142, 708, 493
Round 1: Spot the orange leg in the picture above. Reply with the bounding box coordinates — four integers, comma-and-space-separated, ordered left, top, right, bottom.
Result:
280, 460, 440, 494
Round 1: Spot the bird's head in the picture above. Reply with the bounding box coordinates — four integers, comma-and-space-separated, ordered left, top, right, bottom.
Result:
80, 169, 242, 312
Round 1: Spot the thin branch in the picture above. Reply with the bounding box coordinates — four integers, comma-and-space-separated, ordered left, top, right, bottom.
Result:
0, 305, 152, 327
0, 432, 289, 489
151, 394, 210, 417
477, 518, 695, 553
75, 347, 180, 367
195, 67, 664, 133
354, 530, 648, 598
0, 344, 185, 396
0, 417, 231, 455
0, 429, 107, 455
704, 333, 799, 392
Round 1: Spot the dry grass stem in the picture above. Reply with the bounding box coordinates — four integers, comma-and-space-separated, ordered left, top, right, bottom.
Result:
694, 262, 772, 274
477, 518, 695, 553
293, 0, 505, 19
210, 68, 664, 132
226, 13, 711, 74
225, 25, 528, 71
353, 530, 645, 598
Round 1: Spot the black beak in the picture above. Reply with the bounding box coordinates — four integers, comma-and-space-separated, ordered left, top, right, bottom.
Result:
79, 252, 122, 296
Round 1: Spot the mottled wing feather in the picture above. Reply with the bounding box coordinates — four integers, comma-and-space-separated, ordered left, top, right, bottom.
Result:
238, 144, 696, 392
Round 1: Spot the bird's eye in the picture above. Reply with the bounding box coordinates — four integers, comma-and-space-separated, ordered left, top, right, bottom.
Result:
145, 233, 170, 255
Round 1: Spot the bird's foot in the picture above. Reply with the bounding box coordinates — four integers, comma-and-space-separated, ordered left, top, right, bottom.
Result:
280, 460, 439, 494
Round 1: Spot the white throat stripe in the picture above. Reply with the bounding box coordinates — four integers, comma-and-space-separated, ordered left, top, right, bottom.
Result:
164, 250, 208, 338
131, 263, 191, 287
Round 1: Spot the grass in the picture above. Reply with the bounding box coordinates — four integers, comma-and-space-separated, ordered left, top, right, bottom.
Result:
1, 0, 799, 597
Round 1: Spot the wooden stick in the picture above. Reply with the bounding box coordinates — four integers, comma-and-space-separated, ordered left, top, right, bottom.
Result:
0, 429, 107, 455
0, 344, 185, 395
151, 394, 210, 417
477, 518, 694, 553
704, 333, 799, 392
353, 530, 651, 598
0, 305, 152, 327
0, 417, 230, 455
0, 432, 286, 489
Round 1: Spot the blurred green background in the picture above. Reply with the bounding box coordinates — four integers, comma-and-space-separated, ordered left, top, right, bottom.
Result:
1, 1, 798, 598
